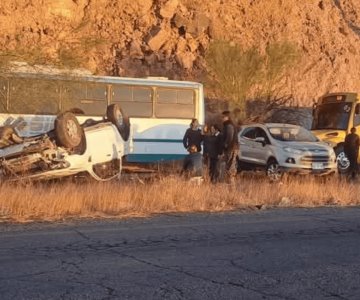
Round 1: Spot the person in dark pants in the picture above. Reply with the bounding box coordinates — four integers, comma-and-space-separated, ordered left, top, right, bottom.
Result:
221, 110, 239, 184
344, 127, 360, 179
181, 144, 203, 178
182, 118, 203, 153
205, 125, 223, 183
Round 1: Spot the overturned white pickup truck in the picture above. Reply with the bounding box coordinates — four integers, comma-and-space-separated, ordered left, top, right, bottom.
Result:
0, 104, 130, 181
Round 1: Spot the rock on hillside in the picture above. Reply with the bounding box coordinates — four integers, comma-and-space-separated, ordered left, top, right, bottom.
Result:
1, 0, 360, 105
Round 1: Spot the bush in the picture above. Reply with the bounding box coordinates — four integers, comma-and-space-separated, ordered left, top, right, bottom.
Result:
205, 40, 300, 120
206, 41, 263, 112
263, 41, 299, 97
0, 34, 106, 72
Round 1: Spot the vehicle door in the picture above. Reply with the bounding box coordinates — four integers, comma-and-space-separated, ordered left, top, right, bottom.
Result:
239, 127, 258, 163
253, 127, 271, 165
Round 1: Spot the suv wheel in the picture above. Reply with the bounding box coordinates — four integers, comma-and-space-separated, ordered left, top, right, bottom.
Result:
55, 112, 83, 148
266, 159, 282, 182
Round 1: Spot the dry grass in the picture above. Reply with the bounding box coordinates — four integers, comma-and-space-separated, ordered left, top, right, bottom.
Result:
0, 175, 359, 223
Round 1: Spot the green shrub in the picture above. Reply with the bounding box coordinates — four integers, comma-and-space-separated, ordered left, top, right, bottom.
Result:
205, 40, 300, 119
206, 41, 263, 112
0, 32, 107, 71
263, 41, 299, 97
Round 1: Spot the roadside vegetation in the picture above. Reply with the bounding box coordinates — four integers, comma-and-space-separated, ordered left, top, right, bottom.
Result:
205, 40, 300, 121
0, 29, 106, 71
0, 175, 359, 223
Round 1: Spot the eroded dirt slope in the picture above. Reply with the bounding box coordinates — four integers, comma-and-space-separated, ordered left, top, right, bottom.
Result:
1, 0, 360, 104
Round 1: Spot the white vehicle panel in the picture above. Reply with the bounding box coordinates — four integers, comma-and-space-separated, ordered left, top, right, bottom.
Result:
84, 123, 124, 164
0, 109, 129, 181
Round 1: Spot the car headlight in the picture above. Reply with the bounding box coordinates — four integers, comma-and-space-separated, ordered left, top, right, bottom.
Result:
283, 147, 303, 155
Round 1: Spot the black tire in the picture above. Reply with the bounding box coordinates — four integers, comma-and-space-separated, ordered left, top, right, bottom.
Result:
335, 145, 350, 174
55, 112, 83, 148
107, 104, 130, 141
266, 159, 282, 182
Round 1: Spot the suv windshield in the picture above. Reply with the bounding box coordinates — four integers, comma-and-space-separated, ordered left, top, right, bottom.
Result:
312, 102, 351, 130
268, 126, 318, 142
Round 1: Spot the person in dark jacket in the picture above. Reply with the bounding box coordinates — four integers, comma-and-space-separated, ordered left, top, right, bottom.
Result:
344, 127, 360, 179
202, 124, 210, 167
182, 118, 203, 153
204, 124, 223, 183
221, 110, 239, 184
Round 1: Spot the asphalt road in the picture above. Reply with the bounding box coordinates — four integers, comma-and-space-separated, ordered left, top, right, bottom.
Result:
1, 207, 360, 300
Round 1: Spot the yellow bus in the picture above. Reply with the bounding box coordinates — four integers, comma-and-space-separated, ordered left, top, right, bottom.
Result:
311, 93, 360, 173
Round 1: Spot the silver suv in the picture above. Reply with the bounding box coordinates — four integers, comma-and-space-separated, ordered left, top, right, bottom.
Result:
237, 123, 337, 181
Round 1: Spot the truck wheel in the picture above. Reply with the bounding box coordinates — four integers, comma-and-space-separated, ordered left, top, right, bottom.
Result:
106, 104, 130, 141
55, 112, 83, 148
335, 145, 350, 174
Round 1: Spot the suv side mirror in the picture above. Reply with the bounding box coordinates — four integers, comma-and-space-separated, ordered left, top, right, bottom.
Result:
255, 136, 266, 146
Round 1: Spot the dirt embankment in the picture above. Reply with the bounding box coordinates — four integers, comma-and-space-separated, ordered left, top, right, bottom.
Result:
1, 0, 360, 105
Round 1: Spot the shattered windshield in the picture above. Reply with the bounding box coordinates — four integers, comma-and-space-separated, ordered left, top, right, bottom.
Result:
268, 126, 318, 142
312, 102, 351, 130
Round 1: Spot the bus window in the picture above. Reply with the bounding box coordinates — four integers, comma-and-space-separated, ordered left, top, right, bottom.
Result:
178, 90, 194, 105
9, 78, 59, 115
0, 77, 8, 113
156, 89, 177, 103
86, 83, 107, 100
62, 82, 107, 116
155, 88, 195, 118
133, 88, 152, 103
111, 85, 152, 117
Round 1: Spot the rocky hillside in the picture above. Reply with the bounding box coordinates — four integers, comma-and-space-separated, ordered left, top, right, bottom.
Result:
1, 0, 360, 105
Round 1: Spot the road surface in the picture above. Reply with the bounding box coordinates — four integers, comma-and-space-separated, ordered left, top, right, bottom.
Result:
1, 207, 360, 299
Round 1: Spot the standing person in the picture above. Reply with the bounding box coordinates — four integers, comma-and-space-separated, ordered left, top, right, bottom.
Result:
344, 127, 360, 179
205, 124, 223, 183
221, 110, 239, 184
182, 118, 203, 153
202, 124, 210, 168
